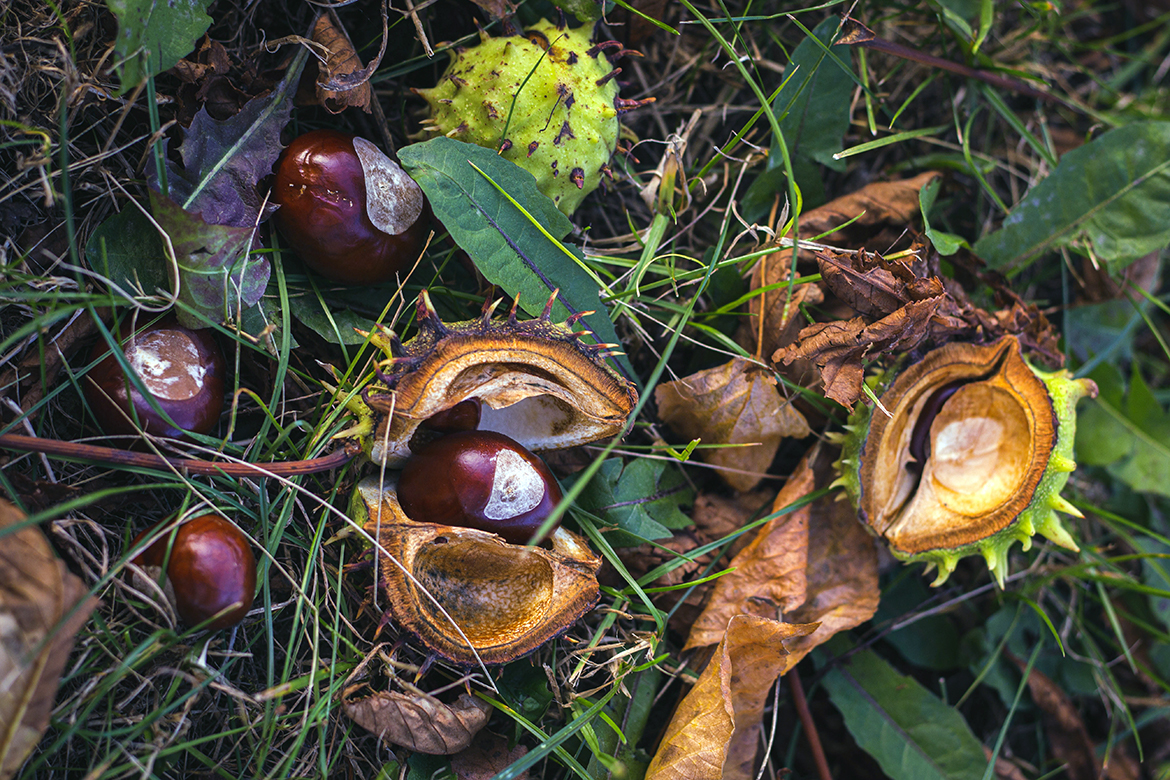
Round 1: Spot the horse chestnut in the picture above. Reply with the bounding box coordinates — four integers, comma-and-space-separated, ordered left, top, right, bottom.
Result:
85, 315, 225, 439
398, 431, 563, 545
131, 514, 256, 630
271, 129, 427, 284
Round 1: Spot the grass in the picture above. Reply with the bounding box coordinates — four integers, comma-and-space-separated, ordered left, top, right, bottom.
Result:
3, 0, 1170, 777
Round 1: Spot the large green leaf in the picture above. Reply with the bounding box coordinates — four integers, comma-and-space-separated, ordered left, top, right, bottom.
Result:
85, 207, 168, 299
1076, 364, 1170, 499
822, 647, 988, 780
974, 121, 1170, 273
106, 0, 213, 95
398, 137, 633, 381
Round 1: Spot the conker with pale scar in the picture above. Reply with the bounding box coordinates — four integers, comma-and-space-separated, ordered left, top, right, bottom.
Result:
131, 513, 256, 630
397, 430, 563, 544
271, 129, 427, 284
85, 316, 225, 439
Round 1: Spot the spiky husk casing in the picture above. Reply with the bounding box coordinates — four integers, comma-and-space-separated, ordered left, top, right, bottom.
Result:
834, 351, 1096, 587
416, 19, 639, 216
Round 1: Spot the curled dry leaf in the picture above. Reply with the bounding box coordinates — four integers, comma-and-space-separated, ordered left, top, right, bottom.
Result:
341, 687, 492, 755
645, 616, 818, 780
683, 452, 812, 649
1, 499, 99, 780
451, 731, 528, 780
747, 172, 941, 358
655, 358, 810, 491
312, 15, 372, 114
775, 245, 1061, 409
684, 443, 878, 660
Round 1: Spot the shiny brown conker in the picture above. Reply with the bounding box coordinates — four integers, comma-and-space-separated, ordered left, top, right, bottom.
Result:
132, 514, 257, 630
271, 129, 427, 284
397, 431, 563, 545
85, 315, 225, 440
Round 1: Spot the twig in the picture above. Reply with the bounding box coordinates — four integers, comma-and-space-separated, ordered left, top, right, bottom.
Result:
0, 434, 360, 476
790, 666, 832, 780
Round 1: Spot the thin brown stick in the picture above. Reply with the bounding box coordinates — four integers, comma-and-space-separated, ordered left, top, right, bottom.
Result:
790, 666, 832, 780
0, 434, 360, 476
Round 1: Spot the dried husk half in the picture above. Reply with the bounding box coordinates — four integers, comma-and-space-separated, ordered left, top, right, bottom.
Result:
836, 335, 1097, 585
347, 291, 637, 466
352, 476, 601, 666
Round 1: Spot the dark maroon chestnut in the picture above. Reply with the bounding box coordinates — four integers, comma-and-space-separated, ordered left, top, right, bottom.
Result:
85, 315, 225, 440
131, 514, 256, 630
420, 398, 482, 434
397, 430, 563, 545
271, 129, 427, 284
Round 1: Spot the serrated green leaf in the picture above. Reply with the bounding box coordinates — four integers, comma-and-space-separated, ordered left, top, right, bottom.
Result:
822, 647, 987, 780
149, 190, 268, 327
774, 17, 854, 172
398, 138, 634, 381
974, 121, 1170, 273
106, 0, 213, 95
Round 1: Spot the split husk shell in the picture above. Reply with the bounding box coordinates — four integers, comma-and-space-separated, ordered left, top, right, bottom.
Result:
836, 335, 1097, 585
351, 476, 601, 666
353, 292, 637, 466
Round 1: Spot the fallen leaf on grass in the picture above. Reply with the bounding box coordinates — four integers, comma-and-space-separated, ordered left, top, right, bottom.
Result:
645, 616, 818, 780
683, 452, 813, 649
1006, 653, 1139, 780
451, 731, 528, 779
312, 15, 372, 114
776, 245, 1060, 408
747, 172, 940, 358
655, 358, 810, 491
1, 499, 99, 780
342, 688, 492, 755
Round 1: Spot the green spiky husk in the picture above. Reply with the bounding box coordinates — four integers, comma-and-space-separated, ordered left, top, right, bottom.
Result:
416, 19, 620, 216
835, 363, 1095, 587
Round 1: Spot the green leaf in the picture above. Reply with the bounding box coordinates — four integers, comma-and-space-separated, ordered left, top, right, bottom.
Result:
398, 137, 633, 382
569, 458, 691, 546
106, 0, 212, 95
1076, 364, 1170, 498
974, 121, 1170, 273
773, 17, 854, 172
149, 190, 268, 327
919, 177, 969, 256
85, 207, 168, 298
822, 647, 988, 780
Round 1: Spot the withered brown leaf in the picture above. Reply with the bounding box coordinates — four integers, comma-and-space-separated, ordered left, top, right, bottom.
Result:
783, 449, 880, 667
655, 358, 810, 491
451, 731, 528, 780
645, 616, 818, 780
1, 499, 98, 780
683, 451, 814, 649
747, 172, 941, 358
342, 688, 491, 755
312, 15, 372, 114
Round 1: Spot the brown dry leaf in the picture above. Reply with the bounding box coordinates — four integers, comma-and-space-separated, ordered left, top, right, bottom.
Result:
783, 450, 880, 667
655, 358, 810, 491
645, 616, 818, 780
1003, 654, 1146, 780
746, 251, 825, 358
683, 450, 814, 649
342, 688, 491, 755
1, 499, 99, 780
312, 15, 372, 114
817, 247, 945, 318
451, 731, 528, 780
748, 172, 941, 358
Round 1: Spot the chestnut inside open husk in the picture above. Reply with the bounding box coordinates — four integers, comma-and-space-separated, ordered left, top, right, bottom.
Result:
131, 513, 256, 630
85, 315, 225, 440
271, 129, 428, 285
346, 292, 636, 666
